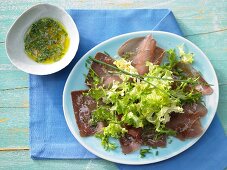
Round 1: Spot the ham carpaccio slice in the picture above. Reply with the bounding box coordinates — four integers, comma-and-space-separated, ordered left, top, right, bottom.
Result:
153, 47, 165, 65
119, 125, 167, 154
131, 35, 156, 75
71, 90, 105, 137
177, 120, 203, 140
119, 127, 142, 154
118, 35, 165, 75
141, 125, 167, 147
86, 52, 122, 88
166, 103, 207, 140
176, 62, 213, 95
183, 102, 207, 117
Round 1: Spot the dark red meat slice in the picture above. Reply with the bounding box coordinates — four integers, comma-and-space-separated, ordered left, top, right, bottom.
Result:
117, 37, 144, 57
166, 113, 199, 133
183, 102, 207, 117
71, 90, 98, 137
118, 36, 165, 66
176, 62, 213, 95
132, 35, 156, 75
167, 102, 207, 140
152, 47, 165, 65
127, 127, 142, 139
103, 75, 122, 88
195, 76, 213, 95
177, 120, 203, 140
120, 135, 141, 154
119, 126, 142, 154
141, 125, 167, 147
86, 52, 122, 87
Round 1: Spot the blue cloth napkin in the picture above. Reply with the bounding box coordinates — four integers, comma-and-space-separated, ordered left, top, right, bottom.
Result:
29, 9, 227, 169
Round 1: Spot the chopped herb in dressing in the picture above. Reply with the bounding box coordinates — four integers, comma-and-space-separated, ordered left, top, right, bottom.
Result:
24, 18, 70, 64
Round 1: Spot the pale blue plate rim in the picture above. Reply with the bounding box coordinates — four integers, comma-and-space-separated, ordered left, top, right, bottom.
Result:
63, 31, 219, 165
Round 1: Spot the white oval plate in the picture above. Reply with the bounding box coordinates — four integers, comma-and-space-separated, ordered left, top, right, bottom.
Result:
63, 31, 219, 165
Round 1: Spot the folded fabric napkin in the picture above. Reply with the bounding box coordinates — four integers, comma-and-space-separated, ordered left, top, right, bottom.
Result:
29, 9, 227, 169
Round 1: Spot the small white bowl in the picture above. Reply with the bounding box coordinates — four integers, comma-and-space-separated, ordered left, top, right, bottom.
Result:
6, 3, 79, 75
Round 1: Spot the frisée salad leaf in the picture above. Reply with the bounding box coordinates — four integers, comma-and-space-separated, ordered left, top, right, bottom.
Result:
84, 45, 204, 151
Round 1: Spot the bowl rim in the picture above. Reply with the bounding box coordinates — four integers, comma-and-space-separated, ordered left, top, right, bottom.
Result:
63, 30, 219, 165
5, 3, 80, 75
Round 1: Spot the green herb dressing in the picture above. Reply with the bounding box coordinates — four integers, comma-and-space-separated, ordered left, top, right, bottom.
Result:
24, 18, 70, 64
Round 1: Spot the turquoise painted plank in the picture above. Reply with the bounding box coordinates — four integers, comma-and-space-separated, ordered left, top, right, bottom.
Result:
0, 108, 28, 128
0, 43, 10, 64
0, 129, 28, 148
217, 102, 227, 134
0, 108, 28, 148
0, 0, 227, 41
0, 70, 28, 90
0, 151, 117, 170
186, 31, 227, 61
218, 86, 227, 103
0, 88, 28, 107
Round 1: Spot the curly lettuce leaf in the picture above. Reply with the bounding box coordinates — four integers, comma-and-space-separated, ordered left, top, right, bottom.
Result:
178, 44, 194, 64
87, 45, 201, 144
95, 123, 127, 150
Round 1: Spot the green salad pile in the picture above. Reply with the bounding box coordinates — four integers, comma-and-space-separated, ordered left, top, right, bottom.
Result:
86, 45, 202, 150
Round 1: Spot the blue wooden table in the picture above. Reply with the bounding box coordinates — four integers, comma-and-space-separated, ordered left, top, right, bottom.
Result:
0, 0, 226, 169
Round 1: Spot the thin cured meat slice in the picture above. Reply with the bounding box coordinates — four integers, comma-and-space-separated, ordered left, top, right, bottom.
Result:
86, 52, 122, 87
118, 37, 144, 57
71, 90, 98, 137
120, 134, 141, 154
119, 126, 142, 154
183, 102, 207, 117
141, 125, 167, 147
120, 125, 167, 154
166, 113, 199, 133
153, 47, 165, 65
195, 76, 213, 95
177, 120, 203, 140
131, 35, 156, 75
103, 75, 122, 87
167, 102, 207, 140
176, 62, 213, 95
127, 127, 142, 139
166, 102, 207, 140
117, 35, 165, 69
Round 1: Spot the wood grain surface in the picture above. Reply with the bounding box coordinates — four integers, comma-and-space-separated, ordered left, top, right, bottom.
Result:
0, 0, 226, 169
